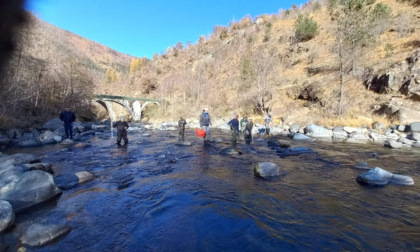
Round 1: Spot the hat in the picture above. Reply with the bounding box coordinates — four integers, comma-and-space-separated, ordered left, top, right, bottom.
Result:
121, 116, 125, 119
203, 108, 208, 112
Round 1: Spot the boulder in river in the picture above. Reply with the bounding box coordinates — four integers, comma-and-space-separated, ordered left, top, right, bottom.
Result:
292, 133, 313, 141
0, 170, 62, 213
356, 167, 414, 186
220, 148, 242, 156
356, 167, 393, 185
53, 174, 79, 190
0, 153, 39, 165
22, 163, 53, 174
75, 171, 95, 184
254, 162, 280, 178
42, 118, 63, 131
20, 223, 72, 247
0, 200, 15, 232
175, 141, 192, 146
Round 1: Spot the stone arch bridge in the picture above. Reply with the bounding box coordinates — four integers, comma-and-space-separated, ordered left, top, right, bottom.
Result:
94, 94, 160, 122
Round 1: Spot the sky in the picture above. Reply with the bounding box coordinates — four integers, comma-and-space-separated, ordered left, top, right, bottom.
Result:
26, 0, 307, 59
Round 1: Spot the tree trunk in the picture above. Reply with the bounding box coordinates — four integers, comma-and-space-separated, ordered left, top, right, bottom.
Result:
338, 41, 344, 116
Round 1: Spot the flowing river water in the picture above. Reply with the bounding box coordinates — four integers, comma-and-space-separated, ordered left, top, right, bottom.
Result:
2, 128, 420, 251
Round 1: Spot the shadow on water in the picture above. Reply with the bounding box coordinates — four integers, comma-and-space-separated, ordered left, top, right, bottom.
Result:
3, 129, 420, 251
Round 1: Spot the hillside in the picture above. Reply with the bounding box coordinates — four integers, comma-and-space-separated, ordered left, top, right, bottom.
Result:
1, 0, 419, 129
23, 14, 132, 79
115, 0, 420, 127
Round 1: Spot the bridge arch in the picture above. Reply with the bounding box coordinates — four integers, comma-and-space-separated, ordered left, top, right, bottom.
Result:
93, 95, 160, 122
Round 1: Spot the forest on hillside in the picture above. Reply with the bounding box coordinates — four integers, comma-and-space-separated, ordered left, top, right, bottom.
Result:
0, 0, 419, 129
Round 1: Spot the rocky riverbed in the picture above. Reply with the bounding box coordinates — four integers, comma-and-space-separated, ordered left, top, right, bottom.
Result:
0, 119, 419, 251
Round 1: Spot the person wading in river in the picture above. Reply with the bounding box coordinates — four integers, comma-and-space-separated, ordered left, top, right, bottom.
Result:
228, 115, 240, 144
244, 118, 254, 143
199, 108, 212, 143
113, 116, 129, 145
264, 113, 274, 136
59, 106, 76, 139
178, 116, 187, 141
240, 115, 248, 140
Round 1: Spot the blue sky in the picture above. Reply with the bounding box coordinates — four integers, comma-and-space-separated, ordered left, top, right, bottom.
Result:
26, 0, 307, 59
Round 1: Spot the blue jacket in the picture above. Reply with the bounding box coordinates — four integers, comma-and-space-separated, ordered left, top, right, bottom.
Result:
228, 118, 239, 131
200, 112, 211, 127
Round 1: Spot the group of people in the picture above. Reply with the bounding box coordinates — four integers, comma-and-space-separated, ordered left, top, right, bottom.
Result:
227, 115, 254, 144
60, 106, 274, 146
190, 107, 274, 144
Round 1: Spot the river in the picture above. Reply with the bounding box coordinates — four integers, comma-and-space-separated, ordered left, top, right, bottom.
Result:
2, 128, 420, 251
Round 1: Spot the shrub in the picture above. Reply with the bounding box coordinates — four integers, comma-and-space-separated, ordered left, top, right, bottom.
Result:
313, 1, 322, 11
294, 14, 320, 42
385, 43, 394, 58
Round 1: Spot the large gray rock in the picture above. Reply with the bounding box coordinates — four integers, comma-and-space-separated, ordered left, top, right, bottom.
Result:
410, 132, 420, 141
397, 137, 413, 145
254, 162, 280, 178
0, 200, 14, 232
384, 140, 404, 149
304, 124, 331, 138
356, 167, 393, 186
289, 124, 300, 133
60, 139, 75, 146
397, 107, 420, 125
0, 163, 28, 196
412, 142, 420, 148
38, 131, 58, 144
22, 163, 53, 174
346, 132, 370, 143
54, 174, 79, 190
0, 153, 39, 165
343, 127, 363, 134
332, 126, 348, 138
0, 170, 62, 213
42, 118, 63, 131
390, 174, 414, 185
75, 171, 95, 184
396, 125, 407, 132
385, 132, 400, 140
220, 148, 242, 156
357, 167, 414, 186
72, 122, 85, 133
369, 132, 388, 142
175, 141, 192, 146
410, 122, 420, 132
292, 133, 313, 141
20, 223, 72, 247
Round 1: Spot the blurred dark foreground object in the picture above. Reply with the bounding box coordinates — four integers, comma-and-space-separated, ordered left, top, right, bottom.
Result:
0, 0, 27, 75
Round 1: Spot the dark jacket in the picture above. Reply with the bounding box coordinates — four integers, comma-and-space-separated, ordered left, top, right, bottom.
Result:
178, 119, 187, 129
113, 121, 129, 131
59, 110, 76, 124
245, 121, 253, 132
199, 112, 211, 127
228, 118, 239, 132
